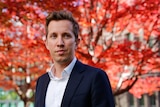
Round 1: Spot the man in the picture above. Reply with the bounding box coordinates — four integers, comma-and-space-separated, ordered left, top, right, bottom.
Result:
35, 10, 115, 107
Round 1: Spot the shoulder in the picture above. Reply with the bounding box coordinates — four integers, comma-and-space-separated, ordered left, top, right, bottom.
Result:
76, 60, 101, 70
37, 73, 49, 82
36, 73, 50, 88
86, 64, 107, 78
77, 60, 107, 77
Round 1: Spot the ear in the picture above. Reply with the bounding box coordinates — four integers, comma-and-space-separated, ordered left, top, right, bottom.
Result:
45, 40, 49, 50
75, 38, 80, 49
75, 38, 80, 48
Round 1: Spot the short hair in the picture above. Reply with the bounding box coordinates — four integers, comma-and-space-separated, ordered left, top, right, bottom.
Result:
45, 10, 79, 40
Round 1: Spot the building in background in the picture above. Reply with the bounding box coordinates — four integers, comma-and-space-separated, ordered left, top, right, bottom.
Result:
115, 91, 160, 107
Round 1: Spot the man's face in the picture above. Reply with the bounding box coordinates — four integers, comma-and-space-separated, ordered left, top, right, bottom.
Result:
45, 20, 79, 65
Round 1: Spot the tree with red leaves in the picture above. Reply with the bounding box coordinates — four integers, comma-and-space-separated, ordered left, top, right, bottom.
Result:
0, 0, 159, 106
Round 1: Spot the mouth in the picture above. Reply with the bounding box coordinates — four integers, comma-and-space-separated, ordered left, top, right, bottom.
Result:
56, 50, 66, 55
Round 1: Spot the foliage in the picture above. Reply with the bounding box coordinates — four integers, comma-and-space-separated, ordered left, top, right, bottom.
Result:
0, 89, 19, 100
76, 0, 160, 98
0, 0, 159, 106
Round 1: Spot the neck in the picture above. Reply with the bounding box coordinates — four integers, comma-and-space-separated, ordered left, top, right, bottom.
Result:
52, 60, 72, 78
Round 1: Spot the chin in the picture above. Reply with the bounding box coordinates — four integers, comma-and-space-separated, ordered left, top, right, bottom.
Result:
60, 58, 72, 64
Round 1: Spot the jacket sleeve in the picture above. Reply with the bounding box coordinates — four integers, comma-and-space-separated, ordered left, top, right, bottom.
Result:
34, 77, 40, 107
91, 70, 115, 107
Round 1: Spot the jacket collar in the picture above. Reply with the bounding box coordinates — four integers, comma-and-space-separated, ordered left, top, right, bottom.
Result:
61, 60, 85, 107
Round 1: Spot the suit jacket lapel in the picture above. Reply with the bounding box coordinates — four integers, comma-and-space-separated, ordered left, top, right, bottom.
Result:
61, 60, 85, 107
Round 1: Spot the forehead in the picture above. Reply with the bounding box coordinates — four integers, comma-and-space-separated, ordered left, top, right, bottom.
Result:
48, 20, 73, 32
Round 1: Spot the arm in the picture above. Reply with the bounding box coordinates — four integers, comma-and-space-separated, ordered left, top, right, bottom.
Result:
34, 77, 40, 107
91, 70, 115, 107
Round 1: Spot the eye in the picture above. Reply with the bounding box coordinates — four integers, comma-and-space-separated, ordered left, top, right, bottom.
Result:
63, 33, 72, 39
49, 33, 57, 39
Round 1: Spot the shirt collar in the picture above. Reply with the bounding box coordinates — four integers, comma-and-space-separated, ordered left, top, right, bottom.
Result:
48, 57, 77, 80
64, 57, 77, 75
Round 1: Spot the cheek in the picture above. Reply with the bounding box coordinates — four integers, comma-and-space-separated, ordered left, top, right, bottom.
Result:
46, 42, 55, 51
70, 42, 77, 50
67, 43, 76, 53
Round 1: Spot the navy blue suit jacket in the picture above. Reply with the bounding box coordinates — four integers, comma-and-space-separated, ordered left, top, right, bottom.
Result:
35, 60, 115, 107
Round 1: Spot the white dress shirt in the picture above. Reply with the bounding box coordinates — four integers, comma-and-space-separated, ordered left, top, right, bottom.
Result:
45, 57, 77, 107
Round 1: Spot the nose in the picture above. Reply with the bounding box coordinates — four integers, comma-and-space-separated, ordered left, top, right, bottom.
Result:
57, 36, 64, 47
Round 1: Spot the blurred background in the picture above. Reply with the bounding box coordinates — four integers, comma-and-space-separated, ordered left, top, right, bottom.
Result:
0, 0, 159, 107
